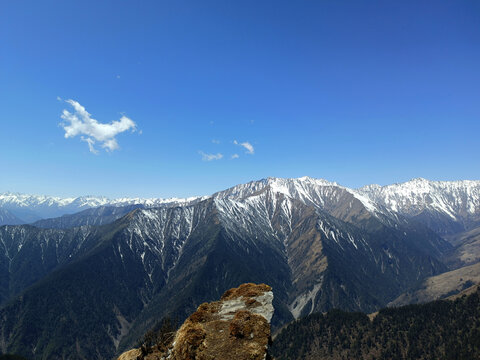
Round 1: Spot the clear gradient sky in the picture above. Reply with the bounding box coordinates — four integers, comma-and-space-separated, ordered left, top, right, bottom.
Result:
0, 1, 479, 198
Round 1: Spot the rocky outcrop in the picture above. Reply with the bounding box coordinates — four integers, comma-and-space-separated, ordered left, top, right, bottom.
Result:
118, 283, 274, 360
117, 348, 142, 360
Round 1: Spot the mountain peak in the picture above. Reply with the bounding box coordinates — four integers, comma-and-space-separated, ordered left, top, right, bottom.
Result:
409, 177, 430, 183
358, 177, 480, 218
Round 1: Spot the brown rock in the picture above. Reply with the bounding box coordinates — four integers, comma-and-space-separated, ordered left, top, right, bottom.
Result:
169, 283, 274, 360
117, 283, 274, 360
117, 348, 142, 360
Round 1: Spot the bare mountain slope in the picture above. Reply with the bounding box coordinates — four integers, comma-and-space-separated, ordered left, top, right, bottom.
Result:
389, 262, 480, 307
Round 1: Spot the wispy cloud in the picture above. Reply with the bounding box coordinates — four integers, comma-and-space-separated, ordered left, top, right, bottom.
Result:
231, 154, 239, 159
234, 140, 255, 155
60, 99, 137, 153
81, 136, 98, 154
212, 139, 221, 144
199, 151, 223, 161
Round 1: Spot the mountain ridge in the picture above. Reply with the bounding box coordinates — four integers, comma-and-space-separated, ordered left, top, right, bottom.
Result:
2, 176, 479, 225
0, 176, 478, 359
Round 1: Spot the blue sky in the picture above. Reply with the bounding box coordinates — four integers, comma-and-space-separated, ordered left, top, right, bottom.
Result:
0, 0, 479, 198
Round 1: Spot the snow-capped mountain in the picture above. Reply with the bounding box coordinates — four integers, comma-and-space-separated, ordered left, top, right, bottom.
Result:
214, 176, 480, 220
211, 176, 480, 238
358, 178, 480, 234
0, 191, 205, 224
358, 178, 480, 217
2, 177, 479, 229
1, 178, 453, 313
214, 176, 379, 214
0, 176, 471, 359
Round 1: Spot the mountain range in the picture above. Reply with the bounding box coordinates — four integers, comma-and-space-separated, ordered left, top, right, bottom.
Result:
0, 177, 479, 359
2, 177, 479, 231
0, 192, 205, 224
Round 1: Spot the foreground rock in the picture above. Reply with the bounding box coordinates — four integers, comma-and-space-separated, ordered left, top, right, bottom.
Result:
117, 348, 142, 360
118, 283, 274, 360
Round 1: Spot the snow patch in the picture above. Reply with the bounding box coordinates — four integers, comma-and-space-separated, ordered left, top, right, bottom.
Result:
289, 282, 322, 319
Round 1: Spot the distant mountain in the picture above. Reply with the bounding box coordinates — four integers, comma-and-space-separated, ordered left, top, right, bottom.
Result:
0, 177, 457, 360
32, 204, 146, 229
0, 191, 205, 223
271, 286, 480, 360
358, 178, 480, 235
0, 209, 24, 226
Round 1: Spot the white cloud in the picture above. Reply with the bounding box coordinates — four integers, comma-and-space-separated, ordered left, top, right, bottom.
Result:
81, 136, 98, 154
231, 154, 239, 159
212, 139, 221, 144
199, 151, 223, 161
60, 99, 137, 153
234, 140, 255, 155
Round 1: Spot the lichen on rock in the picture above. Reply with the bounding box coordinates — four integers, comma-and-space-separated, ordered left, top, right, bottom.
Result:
117, 348, 142, 360
117, 283, 274, 360
169, 283, 273, 360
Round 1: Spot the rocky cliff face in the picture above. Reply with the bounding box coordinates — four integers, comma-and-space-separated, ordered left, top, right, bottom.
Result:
119, 283, 274, 360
